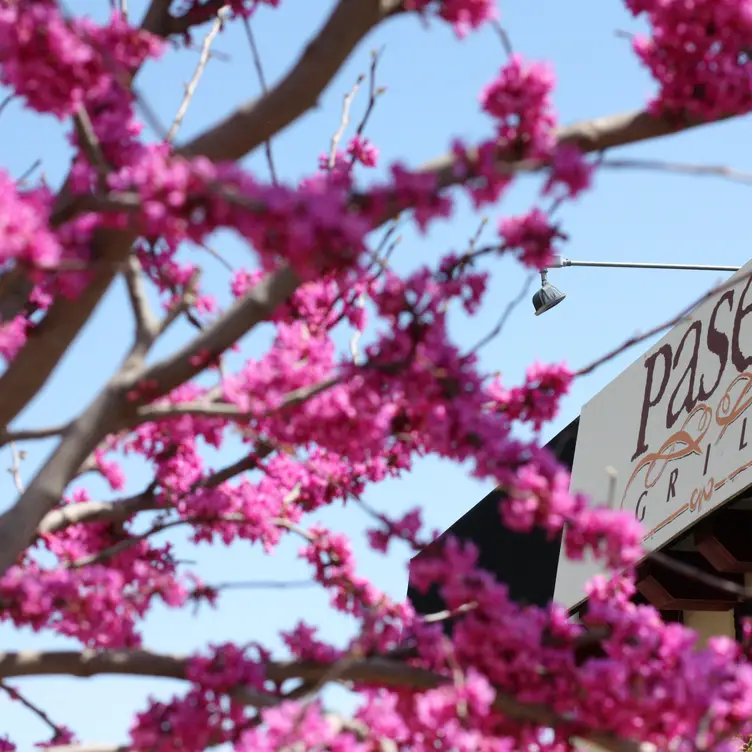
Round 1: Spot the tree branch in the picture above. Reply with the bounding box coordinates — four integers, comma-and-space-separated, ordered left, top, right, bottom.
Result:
179, 0, 405, 162
0, 650, 640, 752
0, 678, 69, 738
166, 9, 227, 143
130, 374, 339, 427
241, 15, 278, 184
122, 255, 158, 352
0, 382, 129, 574
37, 445, 274, 535
0, 424, 70, 448
0, 1, 747, 586
0, 0, 399, 434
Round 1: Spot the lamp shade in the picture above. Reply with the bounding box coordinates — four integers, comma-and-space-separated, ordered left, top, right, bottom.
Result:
532, 272, 566, 316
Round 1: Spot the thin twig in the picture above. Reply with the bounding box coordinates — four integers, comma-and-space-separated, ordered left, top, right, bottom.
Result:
213, 579, 317, 591
8, 442, 25, 493
352, 47, 384, 143
575, 265, 751, 377
122, 255, 158, 351
70, 506, 305, 569
329, 75, 363, 169
16, 159, 42, 187
423, 601, 479, 623
133, 373, 339, 425
349, 295, 366, 363
167, 8, 228, 143
470, 272, 536, 353
73, 106, 109, 183
600, 157, 752, 185
0, 92, 14, 118
241, 15, 278, 183
0, 679, 69, 737
198, 242, 235, 272
648, 550, 750, 599
490, 19, 513, 57
0, 424, 70, 448
157, 268, 202, 336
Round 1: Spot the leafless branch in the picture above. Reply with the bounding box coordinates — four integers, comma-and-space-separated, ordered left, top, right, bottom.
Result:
212, 578, 317, 591
241, 15, 278, 183
167, 8, 227, 143
48, 191, 144, 228
0, 649, 640, 752
423, 601, 479, 623
0, 0, 399, 435
157, 268, 202, 337
575, 265, 752, 377
0, 679, 70, 739
329, 75, 363, 169
180, 0, 405, 161
70, 504, 302, 569
470, 272, 535, 353
122, 255, 158, 351
16, 158, 42, 187
0, 382, 130, 574
0, 424, 70, 448
73, 106, 110, 183
7, 442, 25, 493
490, 19, 513, 57
648, 550, 751, 599
37, 446, 275, 535
600, 157, 752, 185
0, 92, 14, 118
349, 295, 366, 363
352, 48, 384, 144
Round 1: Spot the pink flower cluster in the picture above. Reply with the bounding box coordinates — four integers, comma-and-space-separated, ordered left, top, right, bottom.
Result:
0, 3, 162, 118
410, 541, 752, 748
405, 0, 497, 37
488, 362, 573, 429
451, 57, 593, 217
498, 208, 564, 269
480, 55, 557, 158
0, 172, 102, 363
626, 0, 752, 119
4, 2, 752, 751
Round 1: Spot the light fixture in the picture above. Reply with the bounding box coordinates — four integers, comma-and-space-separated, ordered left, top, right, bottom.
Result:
533, 256, 742, 316
532, 270, 566, 316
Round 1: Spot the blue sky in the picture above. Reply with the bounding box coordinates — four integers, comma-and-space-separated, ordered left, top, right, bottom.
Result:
2, 0, 752, 747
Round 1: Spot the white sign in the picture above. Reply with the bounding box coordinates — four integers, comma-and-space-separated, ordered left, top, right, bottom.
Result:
555, 260, 752, 609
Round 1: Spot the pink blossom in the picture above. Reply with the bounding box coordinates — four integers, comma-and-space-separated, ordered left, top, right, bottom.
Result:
499, 208, 563, 269
626, 0, 752, 119
347, 135, 379, 167
480, 55, 557, 157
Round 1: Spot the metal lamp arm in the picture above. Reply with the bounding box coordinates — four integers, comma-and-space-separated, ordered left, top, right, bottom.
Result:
550, 256, 740, 273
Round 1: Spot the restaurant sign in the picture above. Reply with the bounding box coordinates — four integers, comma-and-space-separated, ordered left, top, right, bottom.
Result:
554, 261, 752, 609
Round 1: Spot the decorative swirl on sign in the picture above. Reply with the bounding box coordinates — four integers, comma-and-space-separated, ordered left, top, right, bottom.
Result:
620, 403, 712, 511
715, 371, 752, 442
689, 477, 715, 514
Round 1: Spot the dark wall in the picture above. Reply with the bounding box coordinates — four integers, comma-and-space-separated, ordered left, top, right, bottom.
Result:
407, 418, 579, 616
